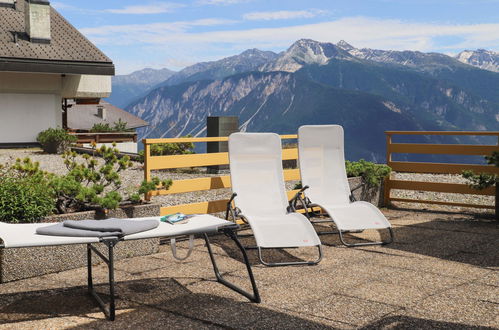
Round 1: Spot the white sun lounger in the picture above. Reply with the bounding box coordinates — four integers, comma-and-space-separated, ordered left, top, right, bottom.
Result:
227, 132, 322, 266
298, 125, 394, 246
0, 215, 260, 320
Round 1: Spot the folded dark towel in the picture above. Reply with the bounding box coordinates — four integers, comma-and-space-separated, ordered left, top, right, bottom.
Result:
63, 219, 159, 236
36, 224, 123, 238
36, 218, 159, 238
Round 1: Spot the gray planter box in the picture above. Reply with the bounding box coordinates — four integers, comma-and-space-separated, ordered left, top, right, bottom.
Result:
41, 141, 71, 154
348, 176, 385, 207
0, 203, 161, 283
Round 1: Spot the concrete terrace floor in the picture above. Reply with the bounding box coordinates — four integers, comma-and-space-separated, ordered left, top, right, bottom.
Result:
0, 208, 497, 329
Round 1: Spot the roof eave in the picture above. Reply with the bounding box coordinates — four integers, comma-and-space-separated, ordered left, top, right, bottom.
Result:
0, 57, 115, 75
132, 123, 149, 129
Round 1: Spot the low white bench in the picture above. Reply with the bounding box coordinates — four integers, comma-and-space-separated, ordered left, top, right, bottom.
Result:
0, 215, 260, 320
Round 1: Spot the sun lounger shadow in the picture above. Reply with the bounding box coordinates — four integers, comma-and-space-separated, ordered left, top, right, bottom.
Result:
0, 277, 189, 324
1, 279, 336, 329
360, 315, 496, 330
69, 292, 338, 329
378, 219, 499, 268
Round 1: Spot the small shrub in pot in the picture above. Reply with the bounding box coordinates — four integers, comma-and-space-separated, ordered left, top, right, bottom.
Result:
0, 165, 54, 223
37, 127, 77, 154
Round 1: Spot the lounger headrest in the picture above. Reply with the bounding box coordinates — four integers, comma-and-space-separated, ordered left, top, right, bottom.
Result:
229, 132, 281, 156
298, 125, 344, 150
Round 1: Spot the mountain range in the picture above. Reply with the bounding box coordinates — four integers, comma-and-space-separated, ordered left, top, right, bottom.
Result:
116, 40, 499, 161
107, 68, 176, 108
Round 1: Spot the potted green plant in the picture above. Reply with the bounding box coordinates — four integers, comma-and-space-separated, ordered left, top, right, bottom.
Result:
462, 151, 499, 220
294, 159, 391, 206
37, 127, 77, 154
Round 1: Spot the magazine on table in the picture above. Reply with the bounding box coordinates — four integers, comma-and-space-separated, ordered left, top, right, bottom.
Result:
160, 213, 199, 225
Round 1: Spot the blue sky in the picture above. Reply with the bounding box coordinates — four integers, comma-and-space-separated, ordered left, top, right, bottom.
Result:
52, 0, 499, 75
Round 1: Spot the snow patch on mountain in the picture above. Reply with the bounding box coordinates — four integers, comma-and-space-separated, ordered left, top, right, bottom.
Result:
455, 49, 499, 72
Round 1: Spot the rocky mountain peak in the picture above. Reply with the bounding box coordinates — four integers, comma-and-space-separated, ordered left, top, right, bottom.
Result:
108, 67, 176, 108
113, 67, 176, 85
238, 48, 278, 60
290, 38, 320, 48
455, 49, 499, 72
336, 40, 355, 51
261, 39, 351, 72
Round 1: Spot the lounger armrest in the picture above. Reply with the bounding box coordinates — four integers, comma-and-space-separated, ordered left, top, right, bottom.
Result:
288, 185, 309, 213
289, 185, 309, 203
226, 193, 241, 222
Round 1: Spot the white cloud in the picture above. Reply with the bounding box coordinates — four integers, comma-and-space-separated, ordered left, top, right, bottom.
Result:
84, 16, 499, 72
81, 18, 237, 37
105, 3, 184, 15
197, 0, 250, 5
243, 9, 328, 21
84, 17, 499, 51
51, 2, 96, 13
51, 2, 75, 10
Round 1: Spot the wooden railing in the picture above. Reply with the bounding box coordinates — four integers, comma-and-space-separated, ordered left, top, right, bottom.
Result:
384, 131, 499, 209
143, 135, 300, 216
70, 132, 137, 144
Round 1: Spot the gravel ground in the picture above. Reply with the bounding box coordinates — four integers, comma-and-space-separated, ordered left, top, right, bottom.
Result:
0, 149, 494, 214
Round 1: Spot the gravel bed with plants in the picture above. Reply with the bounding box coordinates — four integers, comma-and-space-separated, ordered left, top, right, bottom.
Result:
0, 148, 494, 216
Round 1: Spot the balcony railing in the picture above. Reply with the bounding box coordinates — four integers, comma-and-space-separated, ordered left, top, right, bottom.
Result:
69, 132, 137, 144
143, 135, 299, 216
384, 131, 499, 210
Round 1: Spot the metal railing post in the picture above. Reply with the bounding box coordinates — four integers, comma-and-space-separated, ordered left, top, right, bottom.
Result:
143, 140, 151, 201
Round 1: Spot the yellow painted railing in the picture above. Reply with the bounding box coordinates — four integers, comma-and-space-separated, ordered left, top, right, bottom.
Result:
143, 135, 299, 216
384, 131, 499, 209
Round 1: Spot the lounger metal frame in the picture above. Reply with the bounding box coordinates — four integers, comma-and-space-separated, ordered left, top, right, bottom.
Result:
226, 193, 323, 267
2, 225, 260, 321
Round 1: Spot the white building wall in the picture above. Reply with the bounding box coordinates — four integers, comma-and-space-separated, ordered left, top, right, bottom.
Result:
0, 72, 112, 144
0, 93, 61, 143
0, 72, 62, 143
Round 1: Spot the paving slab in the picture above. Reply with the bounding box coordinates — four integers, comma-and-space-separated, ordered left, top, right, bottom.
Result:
407, 294, 499, 328
477, 271, 499, 286
346, 280, 429, 307
239, 309, 347, 330
293, 293, 397, 327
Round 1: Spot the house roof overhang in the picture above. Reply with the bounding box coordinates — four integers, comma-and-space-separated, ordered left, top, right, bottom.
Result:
0, 57, 115, 75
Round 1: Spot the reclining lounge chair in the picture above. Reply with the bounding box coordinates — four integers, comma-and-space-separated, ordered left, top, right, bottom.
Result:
0, 215, 260, 321
227, 132, 322, 266
298, 125, 394, 247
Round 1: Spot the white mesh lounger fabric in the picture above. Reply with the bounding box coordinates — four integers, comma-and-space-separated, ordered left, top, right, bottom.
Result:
0, 215, 260, 320
228, 132, 322, 266
298, 125, 394, 246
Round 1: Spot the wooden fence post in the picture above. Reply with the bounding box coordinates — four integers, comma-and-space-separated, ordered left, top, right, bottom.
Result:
384, 133, 392, 207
